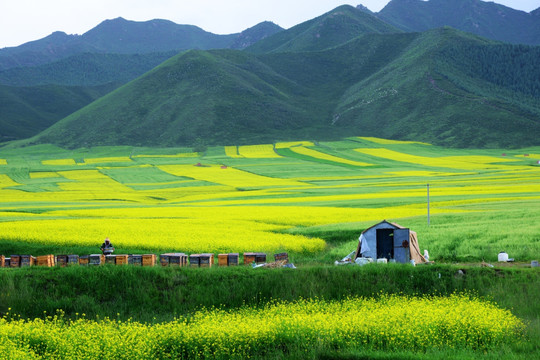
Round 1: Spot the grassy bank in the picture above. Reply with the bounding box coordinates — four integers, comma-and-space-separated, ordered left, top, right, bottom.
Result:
0, 264, 537, 321
0, 264, 538, 359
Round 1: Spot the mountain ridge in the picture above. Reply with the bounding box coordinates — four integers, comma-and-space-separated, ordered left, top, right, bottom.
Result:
375, 0, 540, 45
19, 26, 540, 149
0, 18, 283, 71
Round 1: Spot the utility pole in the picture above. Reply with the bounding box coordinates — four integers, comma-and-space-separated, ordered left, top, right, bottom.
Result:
427, 183, 430, 226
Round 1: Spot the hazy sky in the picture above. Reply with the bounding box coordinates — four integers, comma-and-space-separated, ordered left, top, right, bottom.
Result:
1, 0, 538, 48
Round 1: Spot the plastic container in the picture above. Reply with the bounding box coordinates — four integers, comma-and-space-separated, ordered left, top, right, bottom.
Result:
355, 257, 370, 266
498, 252, 509, 262
376, 258, 387, 264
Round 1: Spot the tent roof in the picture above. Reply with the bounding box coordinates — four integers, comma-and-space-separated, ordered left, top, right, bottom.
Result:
361, 220, 417, 236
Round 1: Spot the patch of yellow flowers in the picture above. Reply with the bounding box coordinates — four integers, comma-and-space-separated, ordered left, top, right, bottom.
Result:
0, 294, 524, 359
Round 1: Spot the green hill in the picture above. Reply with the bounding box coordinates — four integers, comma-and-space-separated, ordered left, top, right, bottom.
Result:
0, 52, 177, 87
245, 5, 400, 54
18, 26, 540, 149
333, 28, 540, 147
0, 83, 118, 142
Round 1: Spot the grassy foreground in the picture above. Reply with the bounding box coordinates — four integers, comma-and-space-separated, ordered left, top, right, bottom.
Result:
0, 265, 538, 359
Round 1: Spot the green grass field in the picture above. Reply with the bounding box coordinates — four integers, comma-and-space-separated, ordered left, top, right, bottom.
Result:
0, 138, 539, 358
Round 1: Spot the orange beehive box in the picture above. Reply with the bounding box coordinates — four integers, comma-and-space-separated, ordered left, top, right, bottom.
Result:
79, 256, 89, 266
115, 254, 129, 265
243, 252, 256, 265
218, 254, 228, 266
37, 255, 55, 267
10, 255, 21, 267
0, 255, 4, 267
142, 254, 156, 266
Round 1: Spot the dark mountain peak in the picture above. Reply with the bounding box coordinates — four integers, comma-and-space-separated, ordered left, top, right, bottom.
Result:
378, 0, 540, 45
356, 4, 374, 14
229, 21, 284, 50
40, 31, 77, 43
246, 5, 399, 54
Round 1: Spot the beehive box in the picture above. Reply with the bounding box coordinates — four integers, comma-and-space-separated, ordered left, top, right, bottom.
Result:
274, 252, 289, 263
105, 255, 116, 265
255, 253, 266, 264
10, 255, 21, 267
162, 253, 185, 267
189, 254, 200, 267
36, 255, 55, 267
243, 252, 256, 265
199, 254, 214, 268
228, 253, 239, 266
159, 254, 170, 266
142, 254, 156, 267
4, 258, 11, 267
89, 254, 104, 265
0, 255, 4, 267
56, 255, 68, 267
79, 255, 89, 266
115, 254, 129, 265
20, 255, 36, 267
67, 255, 79, 265
129, 255, 142, 266
218, 254, 229, 266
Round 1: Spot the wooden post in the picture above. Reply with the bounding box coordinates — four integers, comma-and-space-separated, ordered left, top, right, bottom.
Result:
427, 183, 430, 226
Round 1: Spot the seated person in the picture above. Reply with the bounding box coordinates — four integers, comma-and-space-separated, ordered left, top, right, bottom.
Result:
100, 237, 115, 255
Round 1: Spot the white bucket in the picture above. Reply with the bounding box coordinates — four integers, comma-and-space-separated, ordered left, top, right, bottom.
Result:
498, 252, 509, 262
376, 258, 387, 264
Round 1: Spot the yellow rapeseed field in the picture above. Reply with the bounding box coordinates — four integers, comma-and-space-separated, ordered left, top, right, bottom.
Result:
237, 144, 281, 158
29, 172, 60, 179
224, 146, 242, 158
291, 146, 372, 166
275, 141, 314, 148
158, 164, 307, 188
358, 136, 431, 145
355, 148, 522, 170
0, 174, 20, 188
0, 294, 524, 359
83, 156, 132, 164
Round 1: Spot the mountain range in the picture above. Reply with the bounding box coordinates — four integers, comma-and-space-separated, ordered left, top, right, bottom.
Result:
2, 1, 540, 148
375, 0, 540, 46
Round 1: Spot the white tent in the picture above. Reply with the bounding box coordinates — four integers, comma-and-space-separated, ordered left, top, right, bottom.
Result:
354, 220, 427, 264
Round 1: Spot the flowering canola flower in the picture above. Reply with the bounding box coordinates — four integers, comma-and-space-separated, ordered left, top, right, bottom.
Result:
0, 294, 524, 359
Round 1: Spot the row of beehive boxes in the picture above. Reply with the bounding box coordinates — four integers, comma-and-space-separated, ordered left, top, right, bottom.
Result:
1, 252, 288, 268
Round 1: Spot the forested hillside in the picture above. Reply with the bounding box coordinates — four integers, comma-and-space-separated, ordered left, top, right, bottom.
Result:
0, 83, 117, 141
21, 24, 540, 149
0, 52, 177, 87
